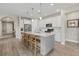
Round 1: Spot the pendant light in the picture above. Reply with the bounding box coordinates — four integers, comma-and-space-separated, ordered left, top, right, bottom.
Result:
31, 8, 34, 22
39, 3, 42, 20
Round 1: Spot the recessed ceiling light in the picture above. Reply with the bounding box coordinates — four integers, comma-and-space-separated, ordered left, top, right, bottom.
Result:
32, 19, 34, 22
50, 3, 54, 6
37, 10, 41, 13
39, 17, 42, 20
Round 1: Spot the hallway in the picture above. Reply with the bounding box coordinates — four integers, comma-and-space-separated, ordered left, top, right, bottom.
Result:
0, 38, 79, 56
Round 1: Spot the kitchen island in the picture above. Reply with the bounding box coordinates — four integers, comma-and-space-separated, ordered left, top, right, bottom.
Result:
22, 32, 55, 56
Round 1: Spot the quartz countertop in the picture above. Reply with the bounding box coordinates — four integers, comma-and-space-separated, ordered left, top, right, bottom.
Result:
23, 32, 54, 37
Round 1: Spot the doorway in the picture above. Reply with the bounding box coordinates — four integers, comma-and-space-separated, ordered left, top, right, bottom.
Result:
1, 17, 15, 38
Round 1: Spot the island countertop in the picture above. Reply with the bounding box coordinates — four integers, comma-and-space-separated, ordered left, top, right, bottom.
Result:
23, 32, 54, 37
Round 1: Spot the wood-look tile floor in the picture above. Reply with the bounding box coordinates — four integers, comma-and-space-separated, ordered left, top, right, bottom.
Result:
48, 41, 79, 56
0, 38, 79, 56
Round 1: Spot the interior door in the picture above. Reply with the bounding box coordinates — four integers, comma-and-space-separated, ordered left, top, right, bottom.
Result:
6, 22, 13, 34
2, 21, 14, 38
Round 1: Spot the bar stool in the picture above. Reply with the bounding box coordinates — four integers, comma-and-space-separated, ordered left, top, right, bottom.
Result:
21, 32, 25, 43
27, 33, 31, 48
28, 34, 33, 49
24, 33, 29, 47
30, 34, 40, 55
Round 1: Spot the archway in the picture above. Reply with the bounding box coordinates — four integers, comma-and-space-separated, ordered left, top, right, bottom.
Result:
1, 16, 15, 38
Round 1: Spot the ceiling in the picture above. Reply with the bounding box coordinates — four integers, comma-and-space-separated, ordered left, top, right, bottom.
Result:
0, 3, 79, 19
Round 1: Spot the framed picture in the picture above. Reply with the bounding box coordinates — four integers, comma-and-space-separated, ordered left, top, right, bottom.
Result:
67, 19, 79, 28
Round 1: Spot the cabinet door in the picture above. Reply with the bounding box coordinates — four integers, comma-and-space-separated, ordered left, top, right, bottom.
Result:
54, 29, 61, 42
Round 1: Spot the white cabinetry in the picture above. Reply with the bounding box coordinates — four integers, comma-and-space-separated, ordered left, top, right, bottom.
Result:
54, 28, 61, 42
32, 19, 39, 32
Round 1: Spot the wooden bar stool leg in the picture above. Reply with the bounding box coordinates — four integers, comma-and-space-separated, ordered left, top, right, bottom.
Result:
34, 39, 37, 55
30, 38, 32, 50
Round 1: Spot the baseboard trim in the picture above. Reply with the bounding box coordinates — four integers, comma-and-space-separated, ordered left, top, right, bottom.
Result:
55, 40, 65, 45
66, 39, 79, 43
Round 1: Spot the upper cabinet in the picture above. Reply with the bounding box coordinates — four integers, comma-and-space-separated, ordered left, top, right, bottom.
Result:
39, 15, 62, 28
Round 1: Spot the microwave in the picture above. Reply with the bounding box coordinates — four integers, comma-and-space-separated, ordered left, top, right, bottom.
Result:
46, 23, 52, 27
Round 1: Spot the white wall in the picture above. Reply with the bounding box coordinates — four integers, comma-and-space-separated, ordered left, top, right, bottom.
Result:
24, 19, 31, 24
66, 11, 79, 43
0, 21, 2, 36
32, 19, 40, 32
0, 16, 4, 36
60, 10, 66, 45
